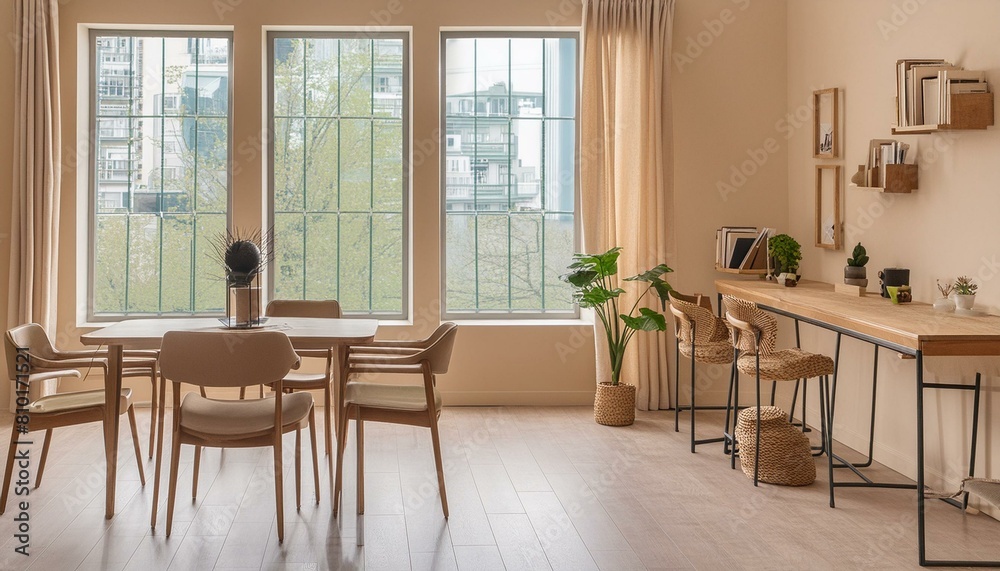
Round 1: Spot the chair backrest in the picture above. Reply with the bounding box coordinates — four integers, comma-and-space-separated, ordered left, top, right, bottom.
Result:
668, 291, 728, 344
722, 295, 777, 355
5, 324, 58, 363
265, 299, 342, 319
4, 329, 23, 382
159, 330, 299, 387
420, 323, 459, 375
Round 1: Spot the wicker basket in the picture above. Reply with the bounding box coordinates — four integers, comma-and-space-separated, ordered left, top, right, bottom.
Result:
734, 406, 815, 486
594, 382, 636, 426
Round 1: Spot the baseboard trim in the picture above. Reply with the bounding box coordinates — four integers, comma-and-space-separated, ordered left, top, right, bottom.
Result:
441, 390, 596, 406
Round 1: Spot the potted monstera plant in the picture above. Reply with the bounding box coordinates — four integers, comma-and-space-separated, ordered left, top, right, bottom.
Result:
561, 247, 673, 426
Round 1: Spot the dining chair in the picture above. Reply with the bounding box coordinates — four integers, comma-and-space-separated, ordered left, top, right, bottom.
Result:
153, 330, 319, 543
667, 290, 735, 453
333, 322, 458, 519
723, 295, 834, 486
263, 299, 341, 462
5, 323, 161, 459
2, 327, 145, 514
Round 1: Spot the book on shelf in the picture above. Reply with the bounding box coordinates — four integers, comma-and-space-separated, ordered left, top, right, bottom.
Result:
715, 226, 771, 270
739, 227, 773, 270
895, 59, 948, 127
721, 227, 757, 268
922, 77, 940, 125
940, 70, 987, 123
896, 60, 991, 127
909, 64, 958, 125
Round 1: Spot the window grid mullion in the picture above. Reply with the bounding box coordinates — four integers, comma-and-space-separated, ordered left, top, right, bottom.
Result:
302, 40, 309, 298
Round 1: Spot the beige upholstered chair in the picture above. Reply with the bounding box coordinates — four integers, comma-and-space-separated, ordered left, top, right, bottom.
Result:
723, 295, 834, 486
667, 291, 734, 453
6, 323, 160, 458
2, 327, 145, 514
153, 330, 318, 543
264, 299, 341, 462
334, 323, 458, 519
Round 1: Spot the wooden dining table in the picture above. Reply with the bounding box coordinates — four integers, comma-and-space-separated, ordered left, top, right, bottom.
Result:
81, 316, 378, 519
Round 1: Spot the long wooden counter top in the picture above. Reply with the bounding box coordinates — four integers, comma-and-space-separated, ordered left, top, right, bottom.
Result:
715, 279, 1000, 357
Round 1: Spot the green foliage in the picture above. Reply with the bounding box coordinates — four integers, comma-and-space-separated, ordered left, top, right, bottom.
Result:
560, 247, 673, 386
847, 242, 869, 267
954, 275, 978, 295
768, 234, 802, 275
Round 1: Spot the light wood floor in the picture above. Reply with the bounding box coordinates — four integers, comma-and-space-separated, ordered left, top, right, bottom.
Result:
0, 405, 997, 570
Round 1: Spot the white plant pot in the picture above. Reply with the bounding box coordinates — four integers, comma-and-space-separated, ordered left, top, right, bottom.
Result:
954, 294, 976, 310
932, 297, 955, 312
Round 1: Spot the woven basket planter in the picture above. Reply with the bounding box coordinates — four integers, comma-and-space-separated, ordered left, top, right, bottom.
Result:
594, 382, 636, 426
734, 406, 815, 486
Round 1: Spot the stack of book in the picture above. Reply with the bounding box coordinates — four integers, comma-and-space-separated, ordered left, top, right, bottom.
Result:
864, 139, 909, 187
715, 227, 773, 271
896, 59, 988, 127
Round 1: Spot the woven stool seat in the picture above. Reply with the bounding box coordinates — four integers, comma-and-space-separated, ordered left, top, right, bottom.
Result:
678, 339, 733, 364
734, 406, 815, 486
737, 348, 834, 381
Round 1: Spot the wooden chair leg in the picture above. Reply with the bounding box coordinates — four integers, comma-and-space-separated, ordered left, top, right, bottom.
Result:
165, 433, 182, 537
259, 384, 264, 399
333, 398, 351, 517
148, 372, 157, 459
309, 406, 320, 504
295, 427, 302, 511
324, 386, 333, 460
151, 373, 167, 528
127, 405, 146, 486
192, 446, 202, 500
428, 411, 449, 519
34, 429, 54, 489
199, 386, 207, 398
0, 424, 21, 515
239, 387, 246, 400
356, 406, 364, 515
273, 432, 285, 543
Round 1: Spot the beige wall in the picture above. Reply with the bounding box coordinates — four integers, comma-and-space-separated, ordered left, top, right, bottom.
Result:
672, 0, 788, 403
0, 0, 790, 410
786, 0, 1000, 515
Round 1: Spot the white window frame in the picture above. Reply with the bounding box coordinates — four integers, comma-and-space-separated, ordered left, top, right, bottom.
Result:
265, 29, 411, 320
84, 28, 234, 323
439, 29, 581, 321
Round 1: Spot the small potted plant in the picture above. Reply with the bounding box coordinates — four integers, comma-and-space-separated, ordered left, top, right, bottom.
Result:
844, 242, 869, 287
561, 247, 673, 426
953, 275, 978, 310
934, 279, 954, 312
768, 234, 802, 287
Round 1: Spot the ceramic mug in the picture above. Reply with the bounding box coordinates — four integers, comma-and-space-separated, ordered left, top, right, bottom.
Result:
886, 286, 900, 304
879, 268, 910, 298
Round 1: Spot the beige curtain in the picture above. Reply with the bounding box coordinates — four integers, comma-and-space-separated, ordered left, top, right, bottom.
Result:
581, 0, 675, 410
8, 0, 62, 404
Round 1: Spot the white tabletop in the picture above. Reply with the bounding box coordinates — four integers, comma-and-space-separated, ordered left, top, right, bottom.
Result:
81, 317, 378, 350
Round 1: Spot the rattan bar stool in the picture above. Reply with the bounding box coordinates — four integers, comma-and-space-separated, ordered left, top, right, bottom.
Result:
723, 295, 834, 486
667, 291, 735, 453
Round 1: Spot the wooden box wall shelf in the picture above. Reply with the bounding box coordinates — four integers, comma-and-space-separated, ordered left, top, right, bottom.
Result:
714, 265, 769, 276
850, 163, 918, 193
892, 92, 995, 134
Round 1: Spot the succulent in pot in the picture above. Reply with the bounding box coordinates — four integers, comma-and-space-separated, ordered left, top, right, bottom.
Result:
844, 242, 869, 287
953, 275, 978, 311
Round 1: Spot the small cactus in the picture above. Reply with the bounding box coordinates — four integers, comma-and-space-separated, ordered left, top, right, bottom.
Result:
847, 242, 869, 267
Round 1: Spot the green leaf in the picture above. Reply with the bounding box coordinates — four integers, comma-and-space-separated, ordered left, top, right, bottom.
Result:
650, 279, 674, 307
624, 264, 673, 282
560, 269, 598, 288
579, 287, 624, 308
620, 307, 667, 331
